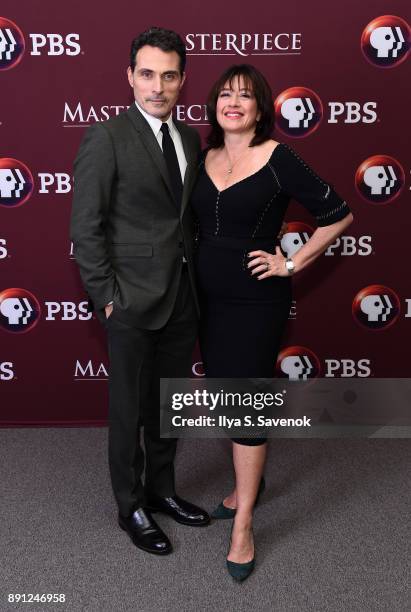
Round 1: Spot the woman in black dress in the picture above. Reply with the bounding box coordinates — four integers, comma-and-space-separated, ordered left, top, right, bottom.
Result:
190, 65, 353, 581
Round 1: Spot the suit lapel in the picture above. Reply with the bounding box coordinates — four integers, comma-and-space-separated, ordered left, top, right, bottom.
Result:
126, 104, 178, 209
175, 120, 199, 218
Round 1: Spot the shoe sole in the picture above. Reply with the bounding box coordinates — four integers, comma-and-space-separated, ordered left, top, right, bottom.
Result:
118, 522, 173, 555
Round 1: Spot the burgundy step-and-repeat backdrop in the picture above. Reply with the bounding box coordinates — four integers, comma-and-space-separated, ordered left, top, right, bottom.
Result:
0, 0, 410, 425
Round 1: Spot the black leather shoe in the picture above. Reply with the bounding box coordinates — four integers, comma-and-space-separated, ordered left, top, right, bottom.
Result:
146, 494, 210, 526
118, 507, 172, 555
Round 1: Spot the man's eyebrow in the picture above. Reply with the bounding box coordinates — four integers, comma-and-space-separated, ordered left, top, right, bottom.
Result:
137, 68, 179, 75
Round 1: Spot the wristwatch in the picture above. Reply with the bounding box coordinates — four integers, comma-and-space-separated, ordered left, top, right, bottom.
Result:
285, 258, 295, 275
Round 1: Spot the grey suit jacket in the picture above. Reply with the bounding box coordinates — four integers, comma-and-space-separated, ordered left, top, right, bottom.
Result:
70, 103, 201, 329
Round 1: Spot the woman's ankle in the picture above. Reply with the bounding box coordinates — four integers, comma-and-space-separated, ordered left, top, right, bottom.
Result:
233, 511, 253, 530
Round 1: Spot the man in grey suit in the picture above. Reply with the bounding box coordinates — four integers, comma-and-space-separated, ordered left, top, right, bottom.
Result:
71, 27, 209, 556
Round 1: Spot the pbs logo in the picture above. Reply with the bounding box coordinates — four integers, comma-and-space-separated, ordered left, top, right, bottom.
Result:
0, 17, 25, 71
0, 159, 34, 208
324, 236, 372, 257
280, 222, 313, 258
0, 16, 81, 70
0, 288, 41, 333
361, 15, 410, 68
276, 346, 321, 380
274, 87, 323, 138
355, 155, 404, 204
352, 285, 400, 330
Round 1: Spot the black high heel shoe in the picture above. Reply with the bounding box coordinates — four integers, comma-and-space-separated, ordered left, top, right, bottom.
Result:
211, 476, 266, 520
226, 526, 255, 582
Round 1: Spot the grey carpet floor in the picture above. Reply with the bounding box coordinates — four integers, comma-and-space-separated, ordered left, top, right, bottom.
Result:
0, 429, 410, 612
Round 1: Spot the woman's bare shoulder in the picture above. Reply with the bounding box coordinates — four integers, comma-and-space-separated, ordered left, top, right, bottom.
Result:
252, 139, 282, 164
264, 139, 281, 155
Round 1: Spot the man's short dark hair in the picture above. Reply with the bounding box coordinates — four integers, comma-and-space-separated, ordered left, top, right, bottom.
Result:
130, 27, 186, 74
206, 64, 275, 148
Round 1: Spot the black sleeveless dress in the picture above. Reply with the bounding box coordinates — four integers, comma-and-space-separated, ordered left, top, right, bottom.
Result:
190, 143, 351, 444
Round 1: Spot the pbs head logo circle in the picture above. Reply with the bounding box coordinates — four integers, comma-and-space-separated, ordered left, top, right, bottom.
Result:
355, 155, 404, 205
0, 288, 41, 333
0, 17, 25, 71
362, 15, 410, 68
0, 159, 34, 208
352, 285, 400, 330
276, 346, 321, 380
280, 222, 314, 258
274, 87, 323, 138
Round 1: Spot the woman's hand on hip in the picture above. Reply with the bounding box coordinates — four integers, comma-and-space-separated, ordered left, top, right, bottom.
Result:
247, 247, 288, 279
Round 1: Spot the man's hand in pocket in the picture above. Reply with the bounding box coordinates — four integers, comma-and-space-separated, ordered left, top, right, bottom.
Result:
105, 303, 113, 319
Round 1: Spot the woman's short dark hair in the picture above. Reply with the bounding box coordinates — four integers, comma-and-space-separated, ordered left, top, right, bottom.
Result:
130, 27, 186, 74
206, 64, 275, 148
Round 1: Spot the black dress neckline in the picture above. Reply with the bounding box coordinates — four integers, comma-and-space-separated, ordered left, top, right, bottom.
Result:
203, 142, 284, 194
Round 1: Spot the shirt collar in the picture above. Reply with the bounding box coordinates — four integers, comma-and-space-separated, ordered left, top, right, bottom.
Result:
135, 101, 175, 138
